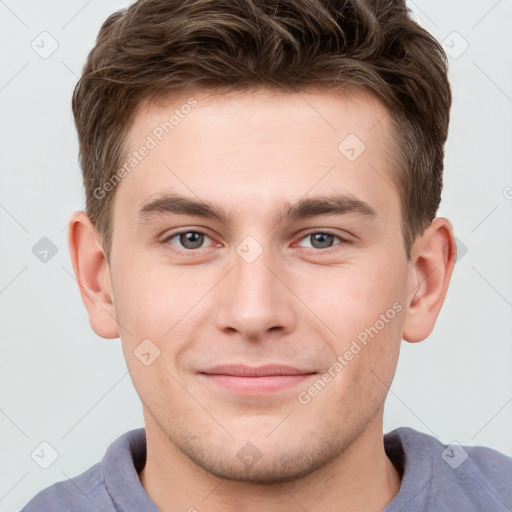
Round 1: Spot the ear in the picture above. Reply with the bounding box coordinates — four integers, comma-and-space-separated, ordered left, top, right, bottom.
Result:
67, 211, 119, 339
403, 217, 457, 343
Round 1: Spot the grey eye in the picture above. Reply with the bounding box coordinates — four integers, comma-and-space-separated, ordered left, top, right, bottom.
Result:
171, 231, 208, 250
306, 233, 337, 249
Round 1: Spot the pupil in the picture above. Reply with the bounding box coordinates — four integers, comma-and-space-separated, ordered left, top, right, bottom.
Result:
311, 233, 333, 249
180, 232, 204, 249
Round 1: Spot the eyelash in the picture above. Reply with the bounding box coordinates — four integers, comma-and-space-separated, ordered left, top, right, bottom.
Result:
161, 229, 350, 256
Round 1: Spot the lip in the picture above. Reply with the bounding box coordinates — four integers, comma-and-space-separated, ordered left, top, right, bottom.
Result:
198, 365, 317, 394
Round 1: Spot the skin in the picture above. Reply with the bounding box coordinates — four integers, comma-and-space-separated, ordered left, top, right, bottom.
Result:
69, 87, 456, 511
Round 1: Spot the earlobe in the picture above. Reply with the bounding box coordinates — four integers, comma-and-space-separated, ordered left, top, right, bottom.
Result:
68, 211, 119, 339
403, 217, 457, 343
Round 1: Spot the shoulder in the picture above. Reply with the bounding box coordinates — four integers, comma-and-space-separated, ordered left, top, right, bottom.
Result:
385, 426, 512, 511
20, 428, 147, 512
20, 460, 112, 511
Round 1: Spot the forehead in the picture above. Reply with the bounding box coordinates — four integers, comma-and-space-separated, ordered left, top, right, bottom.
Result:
128, 86, 391, 147
114, 87, 398, 225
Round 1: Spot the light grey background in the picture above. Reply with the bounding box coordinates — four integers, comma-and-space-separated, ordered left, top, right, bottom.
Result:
1, 1, 511, 510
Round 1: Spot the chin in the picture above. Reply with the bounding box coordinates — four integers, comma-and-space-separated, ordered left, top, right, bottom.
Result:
172, 430, 353, 484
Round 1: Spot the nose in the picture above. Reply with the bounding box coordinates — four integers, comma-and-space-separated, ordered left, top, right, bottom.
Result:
214, 242, 298, 342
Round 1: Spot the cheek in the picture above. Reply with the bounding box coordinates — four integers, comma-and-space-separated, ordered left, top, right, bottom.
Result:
112, 256, 201, 335
111, 258, 222, 380
110, 261, 191, 404
297, 256, 407, 397
301, 259, 406, 340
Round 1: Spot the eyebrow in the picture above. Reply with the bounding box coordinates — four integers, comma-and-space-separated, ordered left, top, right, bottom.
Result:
138, 192, 377, 225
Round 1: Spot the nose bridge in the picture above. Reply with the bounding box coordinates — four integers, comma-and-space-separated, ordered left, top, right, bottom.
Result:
233, 247, 278, 304
215, 237, 296, 339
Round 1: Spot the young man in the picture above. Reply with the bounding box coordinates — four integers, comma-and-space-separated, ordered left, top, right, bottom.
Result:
22, 0, 512, 510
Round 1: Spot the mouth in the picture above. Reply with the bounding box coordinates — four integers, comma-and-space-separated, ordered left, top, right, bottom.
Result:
198, 364, 317, 394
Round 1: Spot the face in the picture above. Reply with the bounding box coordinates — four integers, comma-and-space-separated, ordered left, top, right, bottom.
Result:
108, 88, 411, 482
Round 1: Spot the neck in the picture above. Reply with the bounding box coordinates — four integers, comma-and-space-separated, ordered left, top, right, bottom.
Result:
139, 412, 401, 512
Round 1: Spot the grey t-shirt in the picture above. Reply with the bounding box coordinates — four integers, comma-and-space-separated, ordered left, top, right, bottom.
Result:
21, 426, 512, 511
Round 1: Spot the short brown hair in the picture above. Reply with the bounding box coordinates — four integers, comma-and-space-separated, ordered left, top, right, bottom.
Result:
72, 0, 451, 260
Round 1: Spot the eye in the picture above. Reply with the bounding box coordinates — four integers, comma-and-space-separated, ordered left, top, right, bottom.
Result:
296, 231, 346, 250
164, 230, 214, 252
